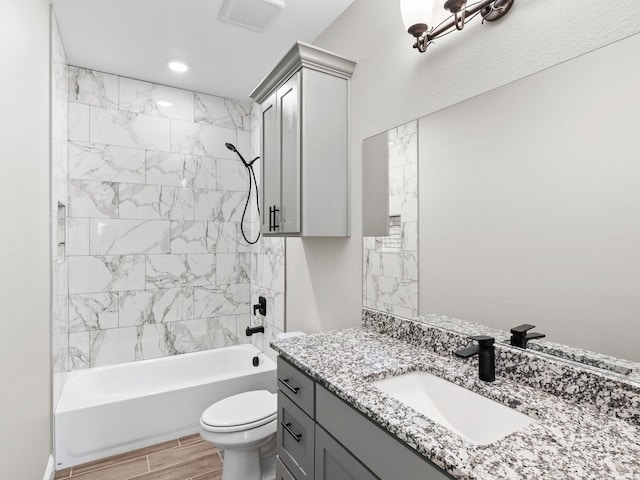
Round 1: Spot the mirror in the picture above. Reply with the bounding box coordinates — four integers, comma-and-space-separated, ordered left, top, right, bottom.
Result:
362, 33, 640, 377
362, 121, 418, 319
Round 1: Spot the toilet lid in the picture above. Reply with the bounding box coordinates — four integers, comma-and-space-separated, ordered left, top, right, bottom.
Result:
201, 390, 277, 432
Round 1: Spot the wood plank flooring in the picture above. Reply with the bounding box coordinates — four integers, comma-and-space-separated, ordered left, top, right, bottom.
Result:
54, 434, 223, 480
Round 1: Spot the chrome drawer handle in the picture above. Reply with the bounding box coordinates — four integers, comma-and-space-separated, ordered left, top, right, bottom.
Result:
279, 378, 300, 394
281, 422, 302, 442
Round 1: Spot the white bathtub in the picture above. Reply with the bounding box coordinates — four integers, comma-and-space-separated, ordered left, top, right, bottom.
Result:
54, 344, 276, 469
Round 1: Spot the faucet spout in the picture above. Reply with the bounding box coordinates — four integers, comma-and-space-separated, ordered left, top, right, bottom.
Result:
454, 335, 496, 382
454, 344, 480, 358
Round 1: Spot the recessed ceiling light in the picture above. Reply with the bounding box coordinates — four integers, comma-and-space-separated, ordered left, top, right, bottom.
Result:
168, 61, 188, 73
156, 100, 172, 107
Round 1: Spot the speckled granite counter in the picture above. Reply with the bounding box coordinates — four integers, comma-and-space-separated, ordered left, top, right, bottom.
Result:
271, 327, 640, 479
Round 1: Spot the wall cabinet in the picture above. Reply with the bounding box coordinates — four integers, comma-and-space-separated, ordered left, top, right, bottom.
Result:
276, 358, 454, 480
251, 42, 356, 237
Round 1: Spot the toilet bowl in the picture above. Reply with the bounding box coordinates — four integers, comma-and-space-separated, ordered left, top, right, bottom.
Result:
200, 389, 277, 480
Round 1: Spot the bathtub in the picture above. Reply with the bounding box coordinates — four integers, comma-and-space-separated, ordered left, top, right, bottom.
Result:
54, 344, 276, 469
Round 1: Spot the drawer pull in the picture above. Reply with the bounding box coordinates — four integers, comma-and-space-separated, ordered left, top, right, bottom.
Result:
279, 378, 300, 394
281, 422, 302, 442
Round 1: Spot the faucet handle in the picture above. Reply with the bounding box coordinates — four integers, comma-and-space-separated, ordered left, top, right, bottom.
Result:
468, 335, 495, 348
510, 324, 536, 336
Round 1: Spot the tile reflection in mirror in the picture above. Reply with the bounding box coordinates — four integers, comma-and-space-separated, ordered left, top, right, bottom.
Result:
363, 120, 418, 318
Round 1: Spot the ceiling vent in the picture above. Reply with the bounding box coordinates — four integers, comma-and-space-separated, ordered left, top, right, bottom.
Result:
219, 0, 285, 33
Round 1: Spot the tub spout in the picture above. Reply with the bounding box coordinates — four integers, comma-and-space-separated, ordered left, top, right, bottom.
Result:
246, 325, 265, 336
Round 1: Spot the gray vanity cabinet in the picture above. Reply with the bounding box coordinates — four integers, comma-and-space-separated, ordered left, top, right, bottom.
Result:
250, 42, 356, 237
276, 357, 454, 480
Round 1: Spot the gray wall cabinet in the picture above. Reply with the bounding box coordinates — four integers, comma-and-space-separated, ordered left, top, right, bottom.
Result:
276, 358, 454, 480
251, 42, 356, 237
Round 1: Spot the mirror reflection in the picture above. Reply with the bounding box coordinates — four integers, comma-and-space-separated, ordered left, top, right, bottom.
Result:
362, 33, 640, 376
362, 121, 419, 319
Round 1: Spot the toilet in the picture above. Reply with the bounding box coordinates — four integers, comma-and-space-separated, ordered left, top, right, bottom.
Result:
200, 333, 304, 480
200, 389, 278, 480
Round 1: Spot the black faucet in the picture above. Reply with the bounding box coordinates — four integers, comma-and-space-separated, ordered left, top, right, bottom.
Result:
510, 324, 545, 348
253, 296, 266, 316
454, 335, 496, 382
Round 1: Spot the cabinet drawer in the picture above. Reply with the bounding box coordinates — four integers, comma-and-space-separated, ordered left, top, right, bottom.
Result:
278, 357, 315, 417
278, 391, 315, 480
276, 455, 296, 480
315, 425, 378, 480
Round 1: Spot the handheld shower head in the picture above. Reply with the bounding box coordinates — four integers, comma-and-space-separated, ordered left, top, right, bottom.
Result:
221, 142, 261, 245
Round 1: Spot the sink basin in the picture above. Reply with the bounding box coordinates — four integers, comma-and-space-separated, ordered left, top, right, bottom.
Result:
371, 371, 535, 445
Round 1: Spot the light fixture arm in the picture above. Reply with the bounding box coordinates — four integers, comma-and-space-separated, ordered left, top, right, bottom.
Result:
410, 0, 514, 53
453, 9, 466, 30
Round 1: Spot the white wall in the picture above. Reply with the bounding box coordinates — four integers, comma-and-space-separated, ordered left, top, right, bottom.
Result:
284, 0, 640, 334
419, 34, 640, 360
0, 0, 52, 478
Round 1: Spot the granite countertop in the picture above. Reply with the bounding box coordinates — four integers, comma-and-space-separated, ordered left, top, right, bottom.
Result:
271, 328, 640, 480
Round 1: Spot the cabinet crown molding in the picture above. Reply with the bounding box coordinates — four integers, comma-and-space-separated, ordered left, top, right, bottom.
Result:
250, 41, 356, 103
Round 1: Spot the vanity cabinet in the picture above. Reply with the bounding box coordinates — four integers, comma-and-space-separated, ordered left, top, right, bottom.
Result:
276, 358, 453, 480
250, 42, 356, 237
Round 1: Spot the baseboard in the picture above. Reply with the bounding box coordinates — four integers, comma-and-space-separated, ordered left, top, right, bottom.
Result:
43, 455, 55, 480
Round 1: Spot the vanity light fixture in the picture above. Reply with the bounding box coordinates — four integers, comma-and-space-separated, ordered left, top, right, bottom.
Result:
168, 61, 189, 73
156, 100, 172, 107
400, 0, 514, 53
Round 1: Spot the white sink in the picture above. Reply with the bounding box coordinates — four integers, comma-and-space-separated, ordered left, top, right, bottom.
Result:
371, 371, 535, 445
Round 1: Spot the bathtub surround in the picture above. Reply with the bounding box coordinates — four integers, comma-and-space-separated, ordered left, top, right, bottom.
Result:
66, 66, 265, 369
51, 10, 70, 410
363, 120, 418, 318
249, 102, 286, 360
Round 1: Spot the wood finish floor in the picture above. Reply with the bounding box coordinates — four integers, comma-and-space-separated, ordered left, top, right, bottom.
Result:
54, 434, 223, 480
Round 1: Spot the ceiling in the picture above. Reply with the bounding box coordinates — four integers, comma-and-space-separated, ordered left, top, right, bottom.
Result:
51, 0, 353, 101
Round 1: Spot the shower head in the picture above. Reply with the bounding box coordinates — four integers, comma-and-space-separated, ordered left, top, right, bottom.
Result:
224, 142, 258, 167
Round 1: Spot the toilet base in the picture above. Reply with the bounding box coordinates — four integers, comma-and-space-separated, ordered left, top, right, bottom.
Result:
220, 443, 276, 480
222, 449, 260, 480
202, 424, 276, 480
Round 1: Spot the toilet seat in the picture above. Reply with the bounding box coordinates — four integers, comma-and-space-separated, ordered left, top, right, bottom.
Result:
201, 390, 277, 433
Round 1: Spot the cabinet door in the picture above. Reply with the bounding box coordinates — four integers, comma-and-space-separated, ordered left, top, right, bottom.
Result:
315, 426, 377, 480
261, 92, 280, 233
277, 72, 301, 234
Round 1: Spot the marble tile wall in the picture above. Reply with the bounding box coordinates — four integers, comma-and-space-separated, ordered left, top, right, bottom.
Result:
66, 66, 260, 369
363, 120, 418, 318
248, 103, 286, 361
51, 12, 69, 409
